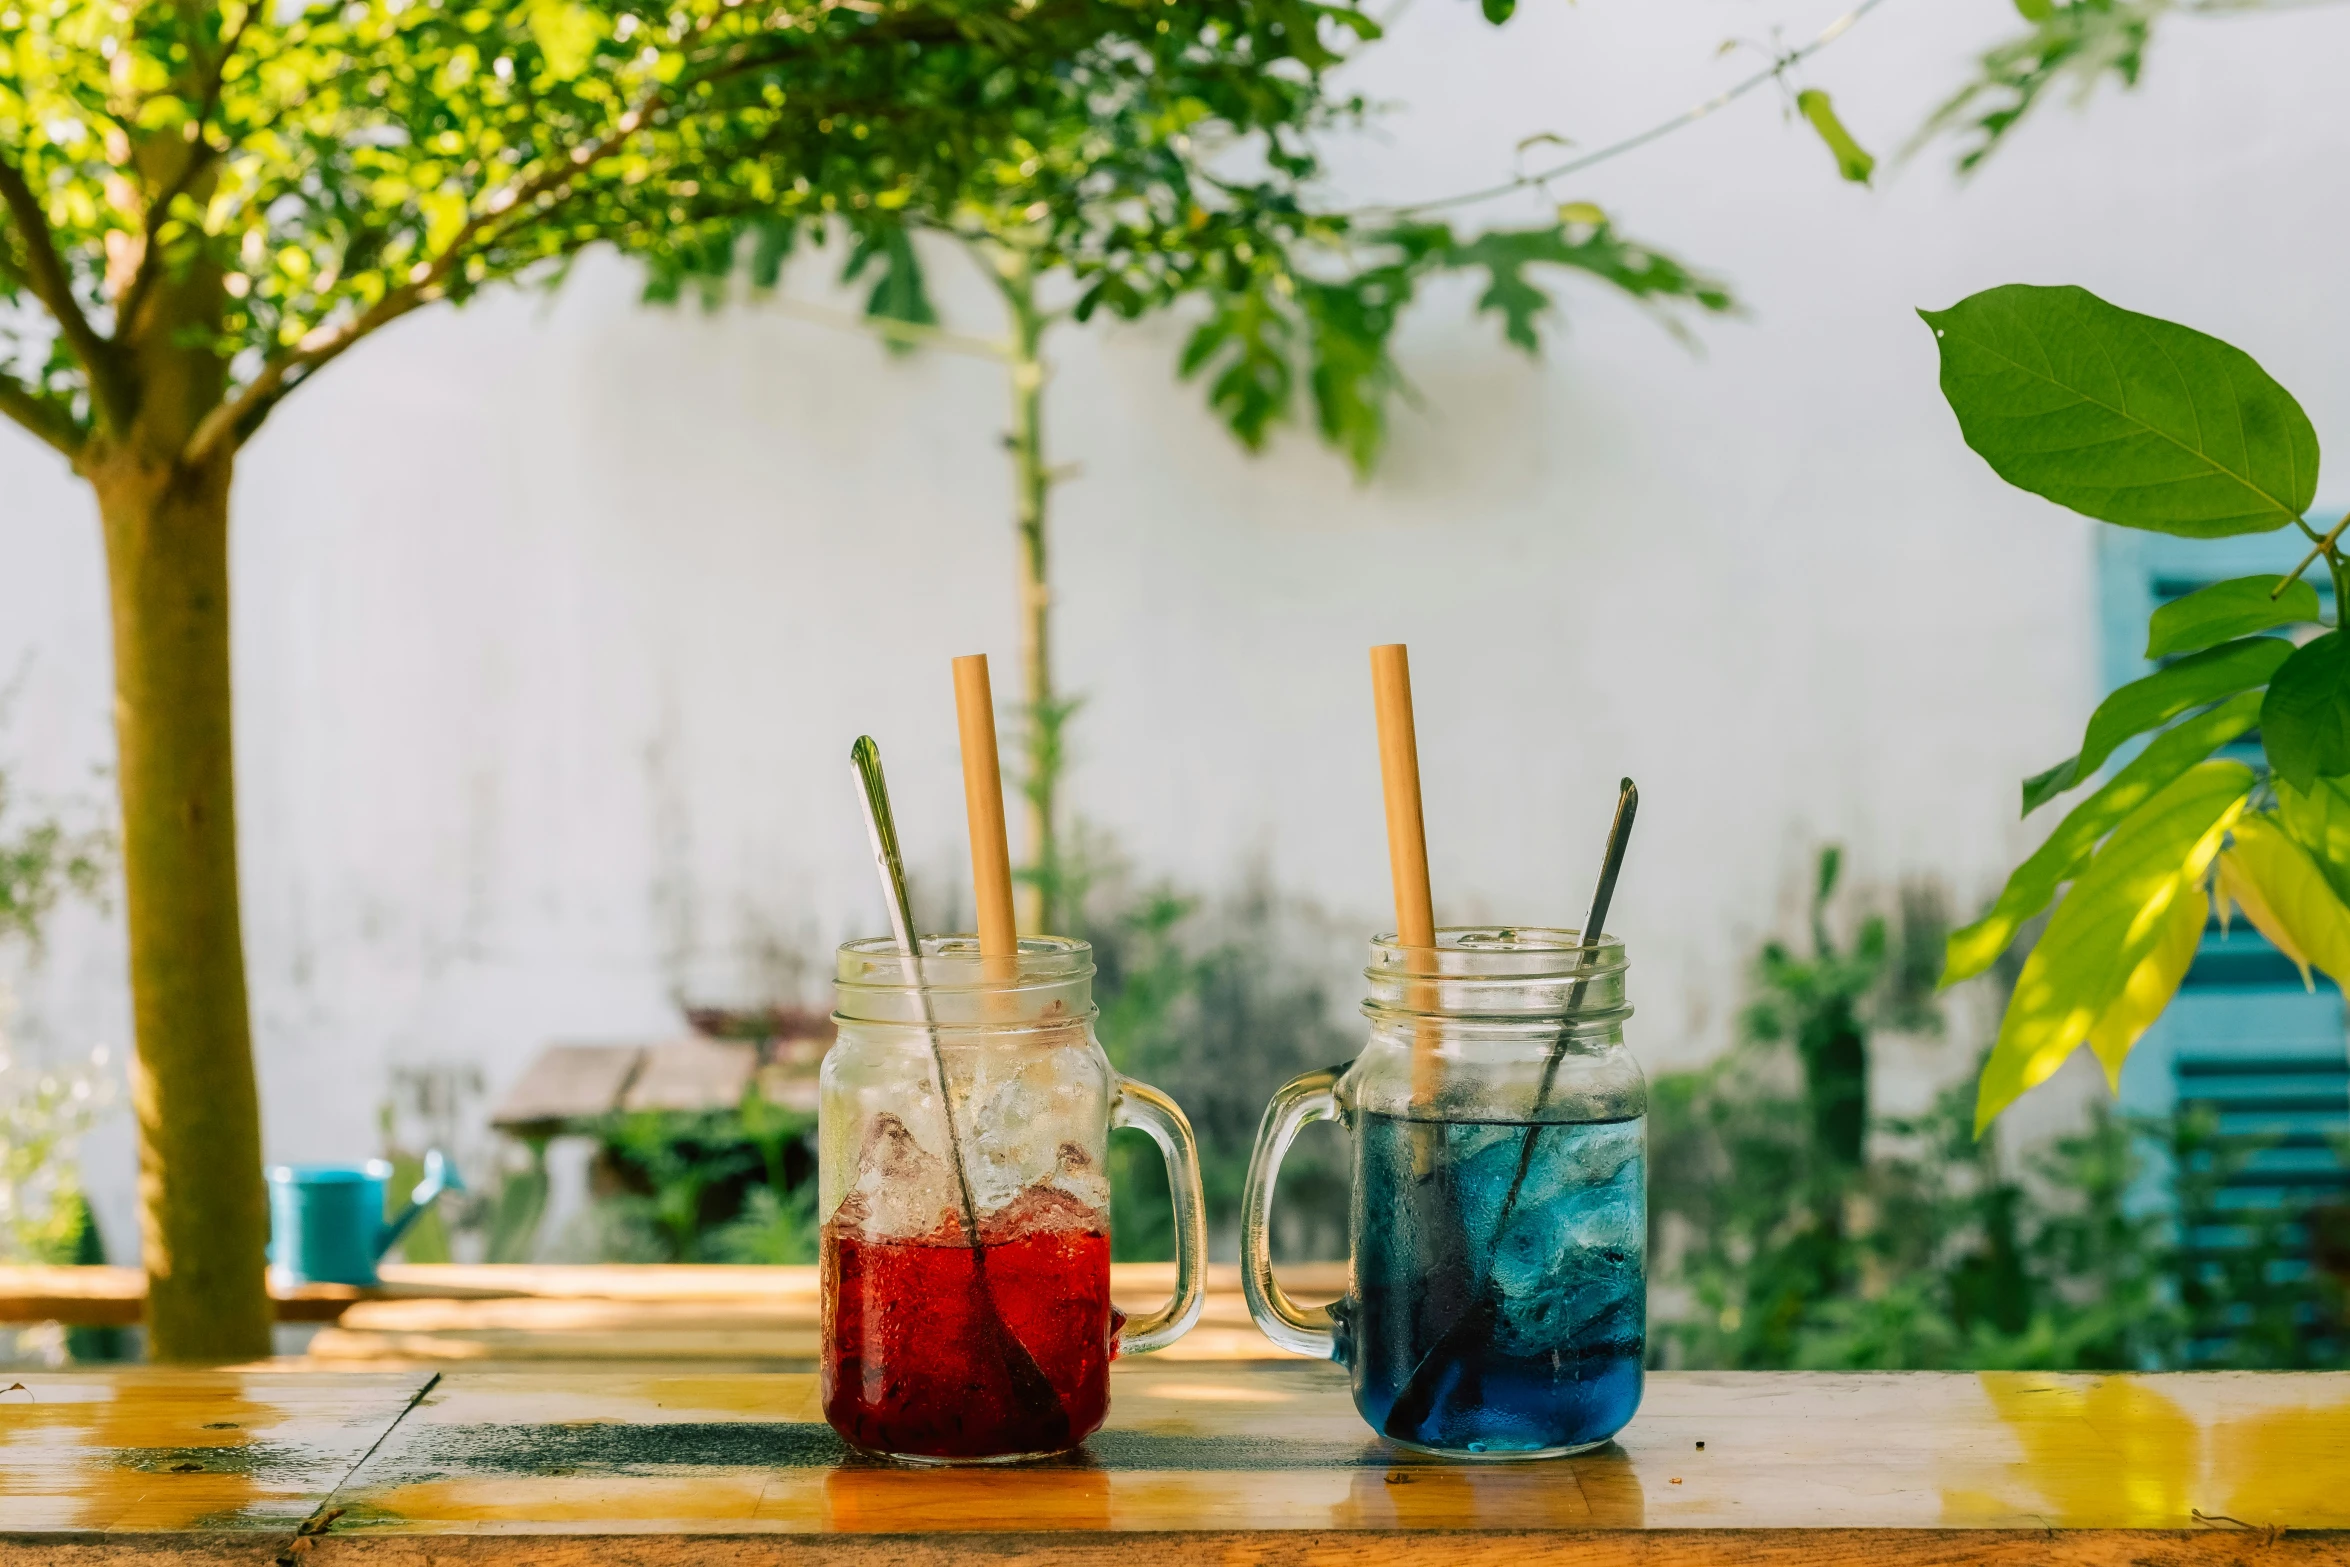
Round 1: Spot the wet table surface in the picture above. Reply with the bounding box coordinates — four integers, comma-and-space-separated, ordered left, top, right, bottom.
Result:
4, 1363, 2347, 1564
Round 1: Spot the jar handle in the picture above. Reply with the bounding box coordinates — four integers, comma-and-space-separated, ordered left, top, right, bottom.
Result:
1110, 1075, 1206, 1355
1240, 1064, 1344, 1360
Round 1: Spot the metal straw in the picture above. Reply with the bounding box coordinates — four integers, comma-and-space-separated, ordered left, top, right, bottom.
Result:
847, 737, 1066, 1442
849, 736, 989, 1252
1503, 779, 1639, 1215
1382, 777, 1639, 1440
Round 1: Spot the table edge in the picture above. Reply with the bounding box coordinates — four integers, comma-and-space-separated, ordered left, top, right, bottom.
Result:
10, 1527, 2348, 1566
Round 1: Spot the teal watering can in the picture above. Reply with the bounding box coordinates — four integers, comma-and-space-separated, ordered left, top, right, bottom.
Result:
266, 1152, 462, 1287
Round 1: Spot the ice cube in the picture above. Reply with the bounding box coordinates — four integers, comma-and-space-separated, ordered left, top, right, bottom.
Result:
1492, 1163, 1644, 1274
1443, 1126, 1529, 1264
1511, 1120, 1642, 1215
1492, 1242, 1644, 1357
1046, 1139, 1112, 1215
1486, 1139, 1645, 1356
961, 1058, 1078, 1214
840, 1111, 964, 1242
981, 1175, 1107, 1245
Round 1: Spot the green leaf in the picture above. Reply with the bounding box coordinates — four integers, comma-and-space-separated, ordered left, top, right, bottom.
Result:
2216, 814, 2350, 991
1944, 691, 2261, 984
1921, 284, 2319, 538
1923, 1, 2159, 175
2276, 776, 2350, 907
524, 0, 602, 82
841, 226, 935, 357
1300, 277, 1406, 479
1441, 221, 1735, 357
2260, 631, 2350, 792
1975, 760, 2252, 1133
2022, 635, 2294, 814
1795, 89, 1875, 185
2084, 874, 2206, 1091
746, 219, 800, 293
1180, 286, 1295, 452
2019, 757, 2077, 817
2146, 575, 2323, 658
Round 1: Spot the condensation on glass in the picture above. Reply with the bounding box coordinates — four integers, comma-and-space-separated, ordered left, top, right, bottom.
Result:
820, 934, 1204, 1463
1243, 926, 1648, 1458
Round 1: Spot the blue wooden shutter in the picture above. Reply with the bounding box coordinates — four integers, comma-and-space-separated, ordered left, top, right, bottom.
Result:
2098, 532, 2350, 1254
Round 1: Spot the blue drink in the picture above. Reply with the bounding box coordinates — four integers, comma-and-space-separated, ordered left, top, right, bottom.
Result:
1344, 1111, 1645, 1456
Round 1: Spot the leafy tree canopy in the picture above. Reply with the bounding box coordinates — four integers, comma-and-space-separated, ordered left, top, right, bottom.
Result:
639, 1, 1735, 478
1, 0, 1432, 463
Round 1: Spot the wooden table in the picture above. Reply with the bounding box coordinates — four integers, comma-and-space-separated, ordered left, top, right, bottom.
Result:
0, 1264, 1343, 1365
4, 1363, 2346, 1563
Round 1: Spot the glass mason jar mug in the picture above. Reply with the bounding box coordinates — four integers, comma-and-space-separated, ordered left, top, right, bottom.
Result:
1242, 928, 1647, 1458
820, 935, 1206, 1464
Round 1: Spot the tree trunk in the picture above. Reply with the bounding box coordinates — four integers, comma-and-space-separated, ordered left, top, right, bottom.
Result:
997, 259, 1064, 935
88, 447, 270, 1361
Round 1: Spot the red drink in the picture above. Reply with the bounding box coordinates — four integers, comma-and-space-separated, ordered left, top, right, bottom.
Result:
821, 1206, 1118, 1461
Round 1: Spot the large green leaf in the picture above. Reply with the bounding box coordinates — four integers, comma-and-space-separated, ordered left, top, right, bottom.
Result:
1944, 691, 2260, 984
2146, 575, 2323, 658
2217, 814, 2350, 992
2022, 636, 2293, 813
1921, 285, 2318, 538
1975, 760, 2252, 1132
2083, 875, 2206, 1091
2277, 777, 2350, 906
2261, 631, 2350, 792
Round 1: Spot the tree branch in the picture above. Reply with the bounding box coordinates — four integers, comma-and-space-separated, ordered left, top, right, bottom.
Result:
183, 97, 657, 465
0, 372, 86, 458
183, 280, 425, 464
185, 0, 1035, 463
0, 151, 131, 431
115, 3, 257, 336
2274, 507, 2350, 596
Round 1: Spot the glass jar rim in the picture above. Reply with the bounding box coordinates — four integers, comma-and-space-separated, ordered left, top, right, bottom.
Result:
834, 933, 1094, 994
1362, 925, 1629, 1026
1367, 925, 1624, 978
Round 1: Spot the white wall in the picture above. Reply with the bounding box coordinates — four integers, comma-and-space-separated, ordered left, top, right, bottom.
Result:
4, 0, 2347, 1256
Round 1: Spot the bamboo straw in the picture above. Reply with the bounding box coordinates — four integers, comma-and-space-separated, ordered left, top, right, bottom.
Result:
897, 709, 1076, 1447
1370, 644, 1439, 1106
953, 654, 1020, 962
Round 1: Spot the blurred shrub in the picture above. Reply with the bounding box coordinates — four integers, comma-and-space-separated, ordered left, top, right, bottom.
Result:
0, 758, 110, 949
1653, 848, 2348, 1371
0, 1031, 126, 1363
0, 1039, 112, 1262
1071, 854, 1357, 1263
576, 1087, 818, 1265
0, 735, 123, 1362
